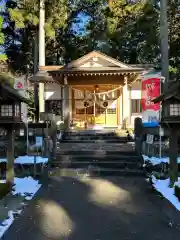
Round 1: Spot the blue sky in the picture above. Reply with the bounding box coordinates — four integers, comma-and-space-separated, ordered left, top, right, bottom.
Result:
71, 12, 90, 35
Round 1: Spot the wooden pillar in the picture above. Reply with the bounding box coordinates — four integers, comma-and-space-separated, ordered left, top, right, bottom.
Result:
169, 125, 178, 185
63, 77, 70, 129
119, 88, 123, 128
117, 88, 121, 127
71, 89, 75, 120
122, 77, 130, 129
6, 125, 15, 184
129, 85, 132, 127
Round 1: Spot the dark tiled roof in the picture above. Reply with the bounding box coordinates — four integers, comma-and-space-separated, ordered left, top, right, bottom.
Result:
153, 81, 180, 103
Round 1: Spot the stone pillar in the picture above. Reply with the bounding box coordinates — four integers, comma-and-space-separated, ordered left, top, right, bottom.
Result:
61, 86, 64, 121
6, 125, 15, 184
39, 83, 45, 114
122, 76, 130, 129
63, 76, 70, 129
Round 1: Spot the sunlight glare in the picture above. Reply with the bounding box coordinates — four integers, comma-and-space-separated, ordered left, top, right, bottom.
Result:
38, 200, 74, 238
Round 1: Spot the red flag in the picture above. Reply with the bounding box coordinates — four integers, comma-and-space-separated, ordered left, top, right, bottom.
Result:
141, 78, 160, 112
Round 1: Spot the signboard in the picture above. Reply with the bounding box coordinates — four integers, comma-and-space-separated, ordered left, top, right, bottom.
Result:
21, 103, 28, 123
141, 75, 161, 123
146, 134, 154, 144
19, 129, 24, 136
14, 77, 25, 90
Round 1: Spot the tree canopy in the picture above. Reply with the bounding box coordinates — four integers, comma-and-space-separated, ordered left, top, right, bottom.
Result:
0, 0, 179, 81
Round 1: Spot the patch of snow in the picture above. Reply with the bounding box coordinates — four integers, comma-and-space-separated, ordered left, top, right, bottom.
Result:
12, 177, 41, 200
0, 177, 41, 238
15, 156, 48, 164
0, 179, 6, 183
152, 176, 180, 211
0, 158, 7, 163
0, 156, 48, 165
142, 155, 180, 166
0, 211, 15, 238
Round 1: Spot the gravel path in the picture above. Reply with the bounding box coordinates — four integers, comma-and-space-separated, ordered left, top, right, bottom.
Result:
2, 175, 180, 240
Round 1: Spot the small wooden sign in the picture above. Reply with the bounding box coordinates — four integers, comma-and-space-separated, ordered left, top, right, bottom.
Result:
146, 134, 154, 144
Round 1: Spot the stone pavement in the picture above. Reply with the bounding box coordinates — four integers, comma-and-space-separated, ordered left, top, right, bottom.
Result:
2, 175, 180, 240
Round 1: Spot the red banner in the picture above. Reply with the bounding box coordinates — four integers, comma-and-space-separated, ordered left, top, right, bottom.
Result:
141, 78, 160, 111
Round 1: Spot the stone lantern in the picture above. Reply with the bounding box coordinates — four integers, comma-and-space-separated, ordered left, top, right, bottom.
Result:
152, 81, 180, 184
0, 84, 29, 184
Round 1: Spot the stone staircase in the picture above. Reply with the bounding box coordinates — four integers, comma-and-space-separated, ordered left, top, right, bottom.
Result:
53, 130, 144, 177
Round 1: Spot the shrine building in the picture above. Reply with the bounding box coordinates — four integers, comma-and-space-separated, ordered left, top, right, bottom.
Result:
31, 51, 152, 129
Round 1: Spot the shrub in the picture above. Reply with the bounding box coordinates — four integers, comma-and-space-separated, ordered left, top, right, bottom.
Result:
14, 141, 27, 157
174, 185, 180, 201
0, 182, 11, 200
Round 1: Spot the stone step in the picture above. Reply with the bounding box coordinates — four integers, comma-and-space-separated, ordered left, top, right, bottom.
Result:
64, 130, 119, 135
59, 139, 133, 143
49, 167, 144, 177
57, 141, 135, 148
54, 154, 140, 162
52, 160, 141, 169
56, 150, 137, 156
62, 136, 129, 141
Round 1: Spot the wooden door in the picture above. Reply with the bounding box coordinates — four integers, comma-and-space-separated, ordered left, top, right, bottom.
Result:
95, 104, 106, 125
106, 108, 117, 126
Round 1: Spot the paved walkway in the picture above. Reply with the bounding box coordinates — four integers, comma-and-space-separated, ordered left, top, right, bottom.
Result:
2, 175, 180, 240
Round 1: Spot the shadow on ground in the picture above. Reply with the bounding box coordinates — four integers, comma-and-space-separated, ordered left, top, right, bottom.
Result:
2, 174, 180, 240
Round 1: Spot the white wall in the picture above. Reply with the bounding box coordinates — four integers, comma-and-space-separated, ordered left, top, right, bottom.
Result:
44, 83, 62, 100
129, 81, 142, 128
131, 81, 141, 100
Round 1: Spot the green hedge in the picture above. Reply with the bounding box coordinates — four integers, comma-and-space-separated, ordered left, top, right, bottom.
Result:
174, 185, 180, 201
0, 182, 11, 200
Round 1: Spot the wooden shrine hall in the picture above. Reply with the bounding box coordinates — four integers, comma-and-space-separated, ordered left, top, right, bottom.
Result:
31, 51, 152, 129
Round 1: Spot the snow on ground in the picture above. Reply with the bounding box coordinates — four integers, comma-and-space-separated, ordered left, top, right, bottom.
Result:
152, 176, 180, 211
142, 155, 180, 166
0, 158, 7, 163
12, 177, 41, 200
0, 156, 48, 165
15, 156, 48, 164
0, 177, 41, 238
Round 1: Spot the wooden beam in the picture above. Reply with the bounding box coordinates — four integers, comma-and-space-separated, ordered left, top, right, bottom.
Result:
71, 84, 120, 92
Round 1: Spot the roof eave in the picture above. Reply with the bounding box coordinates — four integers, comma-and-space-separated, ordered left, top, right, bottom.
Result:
1, 84, 29, 104
49, 68, 144, 75
152, 95, 165, 103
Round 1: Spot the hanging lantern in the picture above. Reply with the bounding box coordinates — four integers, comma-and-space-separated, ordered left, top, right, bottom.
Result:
95, 85, 99, 92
